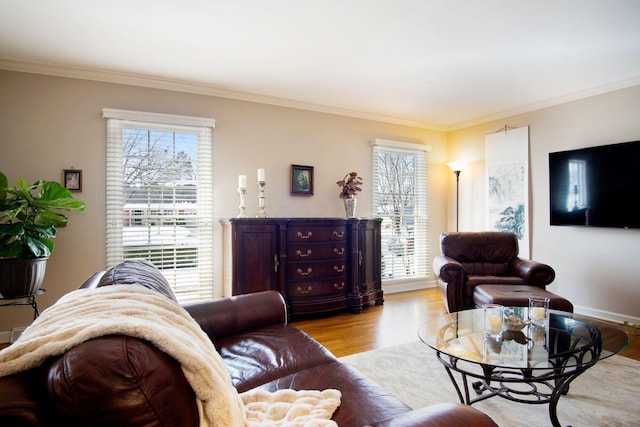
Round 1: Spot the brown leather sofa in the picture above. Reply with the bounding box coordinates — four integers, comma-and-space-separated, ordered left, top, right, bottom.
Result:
0, 260, 497, 426
434, 231, 556, 313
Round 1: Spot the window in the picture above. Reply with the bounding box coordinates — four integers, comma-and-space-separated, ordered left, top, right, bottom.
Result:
372, 139, 430, 285
566, 159, 588, 211
103, 109, 215, 303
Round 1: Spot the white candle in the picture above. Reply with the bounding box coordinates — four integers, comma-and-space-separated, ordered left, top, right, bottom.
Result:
530, 307, 546, 320
238, 174, 246, 189
257, 168, 265, 182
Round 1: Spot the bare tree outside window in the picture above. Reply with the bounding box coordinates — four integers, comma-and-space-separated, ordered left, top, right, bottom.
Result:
123, 129, 195, 186
376, 152, 416, 276
373, 143, 429, 283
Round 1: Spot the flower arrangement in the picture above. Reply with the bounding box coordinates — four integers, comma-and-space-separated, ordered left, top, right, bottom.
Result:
336, 172, 363, 199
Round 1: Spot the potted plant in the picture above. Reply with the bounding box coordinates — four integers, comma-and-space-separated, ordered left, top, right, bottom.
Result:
336, 172, 362, 218
0, 171, 86, 297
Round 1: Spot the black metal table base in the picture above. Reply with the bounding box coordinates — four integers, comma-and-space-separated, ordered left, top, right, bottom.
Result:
438, 352, 597, 427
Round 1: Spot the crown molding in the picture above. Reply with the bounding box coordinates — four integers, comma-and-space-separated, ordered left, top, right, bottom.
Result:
448, 75, 640, 131
2, 59, 638, 133
0, 59, 446, 131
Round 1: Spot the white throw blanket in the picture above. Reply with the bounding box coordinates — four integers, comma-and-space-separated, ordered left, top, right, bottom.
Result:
0, 285, 341, 427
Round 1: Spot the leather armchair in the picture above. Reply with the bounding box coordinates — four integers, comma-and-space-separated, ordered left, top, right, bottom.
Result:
433, 232, 555, 313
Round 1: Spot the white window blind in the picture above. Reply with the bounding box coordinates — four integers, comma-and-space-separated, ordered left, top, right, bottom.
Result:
103, 109, 215, 303
372, 140, 430, 284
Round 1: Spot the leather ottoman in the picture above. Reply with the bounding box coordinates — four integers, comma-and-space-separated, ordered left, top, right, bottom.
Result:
473, 284, 574, 312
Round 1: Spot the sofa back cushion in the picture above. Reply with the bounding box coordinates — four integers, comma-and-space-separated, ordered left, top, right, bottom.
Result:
93, 259, 178, 302
440, 232, 519, 276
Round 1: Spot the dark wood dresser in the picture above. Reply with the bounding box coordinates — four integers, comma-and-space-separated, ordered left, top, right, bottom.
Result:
220, 217, 383, 316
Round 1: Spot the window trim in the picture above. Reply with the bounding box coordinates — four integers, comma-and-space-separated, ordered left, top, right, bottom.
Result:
103, 108, 216, 128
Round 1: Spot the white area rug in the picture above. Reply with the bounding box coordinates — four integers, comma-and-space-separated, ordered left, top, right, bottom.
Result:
340, 341, 638, 427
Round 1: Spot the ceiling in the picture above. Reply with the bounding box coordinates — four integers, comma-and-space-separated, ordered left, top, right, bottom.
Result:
1, 0, 640, 130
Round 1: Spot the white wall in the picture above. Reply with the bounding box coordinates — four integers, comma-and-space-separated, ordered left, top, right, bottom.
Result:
449, 85, 640, 324
0, 70, 448, 334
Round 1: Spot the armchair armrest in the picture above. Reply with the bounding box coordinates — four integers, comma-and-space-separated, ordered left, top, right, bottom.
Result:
433, 255, 464, 283
433, 255, 466, 312
509, 258, 555, 288
183, 291, 287, 342
370, 403, 497, 427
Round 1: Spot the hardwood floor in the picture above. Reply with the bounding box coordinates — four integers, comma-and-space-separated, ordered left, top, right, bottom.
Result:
291, 288, 640, 361
3, 288, 637, 361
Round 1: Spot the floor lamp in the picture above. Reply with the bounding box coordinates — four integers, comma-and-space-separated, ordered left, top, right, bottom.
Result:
447, 162, 465, 231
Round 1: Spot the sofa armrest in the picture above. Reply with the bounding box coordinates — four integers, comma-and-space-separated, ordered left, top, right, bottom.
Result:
509, 258, 555, 288
183, 291, 287, 341
433, 255, 466, 312
370, 403, 497, 427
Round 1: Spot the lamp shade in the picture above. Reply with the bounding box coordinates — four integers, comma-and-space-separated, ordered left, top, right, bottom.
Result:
447, 162, 465, 172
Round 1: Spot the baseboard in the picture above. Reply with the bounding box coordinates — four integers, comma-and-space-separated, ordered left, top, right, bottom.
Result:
0, 331, 11, 344
0, 326, 29, 344
574, 305, 640, 325
383, 278, 437, 294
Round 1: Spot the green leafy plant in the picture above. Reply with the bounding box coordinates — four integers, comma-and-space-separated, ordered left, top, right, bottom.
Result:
0, 171, 86, 259
336, 172, 363, 199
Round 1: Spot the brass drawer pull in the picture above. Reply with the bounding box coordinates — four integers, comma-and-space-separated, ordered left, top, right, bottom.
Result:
333, 230, 345, 238
297, 267, 312, 276
297, 231, 313, 239
296, 249, 312, 258
333, 247, 345, 255
334, 265, 345, 273
297, 286, 312, 294
334, 282, 345, 290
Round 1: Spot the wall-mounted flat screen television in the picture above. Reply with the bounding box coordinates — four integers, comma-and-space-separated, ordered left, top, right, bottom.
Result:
549, 140, 640, 229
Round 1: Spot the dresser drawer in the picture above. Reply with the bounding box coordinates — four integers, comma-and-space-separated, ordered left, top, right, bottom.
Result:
287, 260, 347, 279
287, 243, 348, 261
287, 225, 347, 242
287, 278, 347, 298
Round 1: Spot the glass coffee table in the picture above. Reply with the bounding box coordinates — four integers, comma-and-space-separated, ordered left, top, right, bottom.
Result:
418, 308, 628, 427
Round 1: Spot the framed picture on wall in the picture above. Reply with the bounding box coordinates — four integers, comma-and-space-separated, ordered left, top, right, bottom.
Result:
63, 169, 82, 192
291, 165, 313, 195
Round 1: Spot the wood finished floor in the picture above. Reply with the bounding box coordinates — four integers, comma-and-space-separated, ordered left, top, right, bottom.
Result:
291, 288, 640, 361
2, 288, 637, 361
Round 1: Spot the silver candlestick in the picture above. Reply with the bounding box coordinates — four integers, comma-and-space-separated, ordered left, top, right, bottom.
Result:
237, 187, 247, 218
256, 180, 268, 218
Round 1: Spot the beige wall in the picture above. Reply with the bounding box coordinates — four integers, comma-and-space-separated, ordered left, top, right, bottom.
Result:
2, 70, 638, 337
0, 70, 449, 335
448, 85, 640, 323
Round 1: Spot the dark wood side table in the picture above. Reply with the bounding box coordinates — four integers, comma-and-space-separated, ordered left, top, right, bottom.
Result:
0, 289, 45, 320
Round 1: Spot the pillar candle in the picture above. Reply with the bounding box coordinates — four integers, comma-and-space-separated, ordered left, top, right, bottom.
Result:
487, 314, 502, 332
257, 168, 265, 182
530, 307, 546, 320
238, 175, 246, 189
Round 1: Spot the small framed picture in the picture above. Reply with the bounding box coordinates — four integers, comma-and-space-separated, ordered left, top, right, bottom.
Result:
63, 169, 82, 192
291, 165, 314, 196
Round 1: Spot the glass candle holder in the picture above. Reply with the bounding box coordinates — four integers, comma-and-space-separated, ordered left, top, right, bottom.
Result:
483, 304, 503, 337
528, 296, 550, 327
